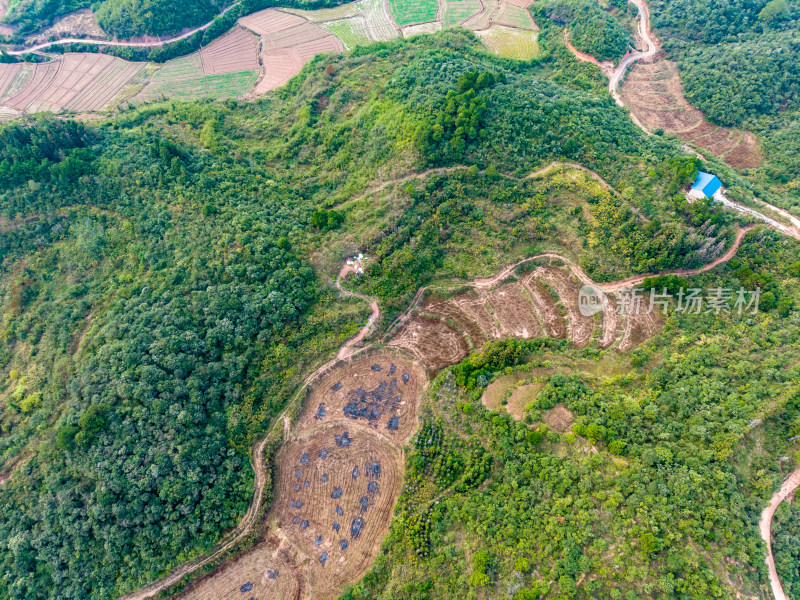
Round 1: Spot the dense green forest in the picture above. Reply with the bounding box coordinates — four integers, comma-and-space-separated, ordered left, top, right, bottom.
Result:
0, 27, 796, 600
342, 229, 800, 600
647, 0, 800, 204
537, 0, 633, 62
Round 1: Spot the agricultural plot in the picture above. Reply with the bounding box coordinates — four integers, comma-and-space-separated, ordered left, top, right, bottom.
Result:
4, 60, 60, 111
389, 317, 470, 371
136, 35, 260, 104
0, 63, 21, 98
256, 48, 304, 94
356, 0, 399, 41
321, 16, 372, 49
239, 8, 308, 35
199, 27, 260, 75
180, 351, 424, 600
394, 261, 639, 370
533, 266, 595, 348
150, 54, 204, 83
274, 427, 402, 597
0, 63, 33, 102
495, 3, 536, 29
621, 59, 761, 169
485, 283, 543, 339
238, 9, 344, 95
442, 0, 482, 28
388, 0, 439, 27
64, 57, 146, 112
283, 2, 360, 22
137, 70, 259, 102
475, 24, 540, 60
295, 355, 426, 441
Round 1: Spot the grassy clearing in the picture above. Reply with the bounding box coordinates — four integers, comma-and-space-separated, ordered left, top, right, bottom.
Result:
389, 0, 439, 27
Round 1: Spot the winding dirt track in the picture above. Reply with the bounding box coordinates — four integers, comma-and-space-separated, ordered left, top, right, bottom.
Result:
3, 2, 243, 55
608, 0, 657, 108
120, 158, 800, 600
118, 268, 381, 600
760, 468, 800, 600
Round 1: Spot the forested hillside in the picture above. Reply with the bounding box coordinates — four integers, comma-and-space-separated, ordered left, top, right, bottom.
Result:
537, 0, 633, 62
647, 0, 800, 203
1, 0, 340, 38
0, 26, 797, 600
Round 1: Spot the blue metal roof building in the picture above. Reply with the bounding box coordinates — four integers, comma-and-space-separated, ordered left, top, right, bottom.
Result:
691, 172, 722, 198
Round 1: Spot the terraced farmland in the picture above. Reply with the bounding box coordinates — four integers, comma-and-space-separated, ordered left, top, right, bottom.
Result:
320, 17, 372, 49
356, 0, 400, 40
199, 27, 260, 75
391, 259, 660, 365
0, 54, 147, 113
138, 70, 259, 101
240, 9, 345, 94
0, 63, 21, 98
442, 0, 482, 27
0, 0, 541, 117
621, 58, 762, 169
389, 0, 439, 27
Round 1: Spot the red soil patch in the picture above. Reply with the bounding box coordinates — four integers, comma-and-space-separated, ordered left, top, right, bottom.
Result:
621, 59, 762, 168
618, 308, 662, 353
274, 427, 401, 599
534, 266, 594, 348
485, 283, 544, 339
175, 537, 301, 600
598, 293, 622, 349
519, 273, 568, 339
388, 316, 470, 371
200, 27, 260, 75
721, 132, 762, 170
422, 296, 489, 350
449, 291, 504, 340
543, 403, 575, 432
295, 354, 426, 442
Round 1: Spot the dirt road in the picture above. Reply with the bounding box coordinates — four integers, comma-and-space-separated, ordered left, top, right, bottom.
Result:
760, 468, 800, 600
474, 224, 755, 294
118, 263, 379, 600
3, 1, 242, 55
608, 0, 657, 107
